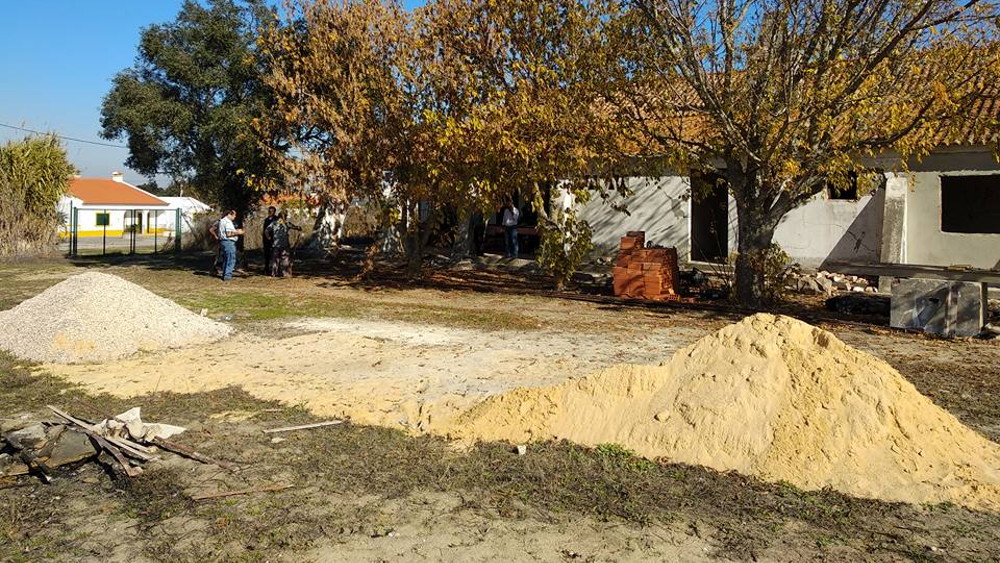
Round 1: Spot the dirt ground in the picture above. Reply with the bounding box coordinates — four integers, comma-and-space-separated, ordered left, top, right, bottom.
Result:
3, 254, 1000, 562
46, 316, 708, 436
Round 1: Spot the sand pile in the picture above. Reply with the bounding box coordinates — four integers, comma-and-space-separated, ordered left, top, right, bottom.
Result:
0, 272, 231, 363
450, 313, 1000, 509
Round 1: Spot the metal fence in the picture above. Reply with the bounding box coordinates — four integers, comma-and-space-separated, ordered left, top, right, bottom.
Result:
65, 207, 182, 257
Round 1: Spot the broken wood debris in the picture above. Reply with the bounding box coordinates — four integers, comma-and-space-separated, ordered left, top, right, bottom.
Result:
72, 399, 239, 471
263, 420, 345, 434
48, 405, 143, 477
1, 405, 232, 483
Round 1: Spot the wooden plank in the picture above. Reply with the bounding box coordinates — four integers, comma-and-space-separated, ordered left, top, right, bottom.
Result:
71, 398, 156, 452
263, 420, 344, 434
106, 437, 155, 462
67, 399, 235, 471
824, 261, 1000, 284
150, 438, 239, 472
3, 433, 52, 483
191, 484, 293, 501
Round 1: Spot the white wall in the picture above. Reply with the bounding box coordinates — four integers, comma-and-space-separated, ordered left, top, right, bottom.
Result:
579, 176, 692, 256
773, 190, 884, 269
64, 206, 175, 234
582, 175, 841, 266
906, 170, 1000, 269
75, 209, 131, 231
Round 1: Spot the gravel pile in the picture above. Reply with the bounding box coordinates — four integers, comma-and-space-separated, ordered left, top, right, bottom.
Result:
0, 272, 232, 363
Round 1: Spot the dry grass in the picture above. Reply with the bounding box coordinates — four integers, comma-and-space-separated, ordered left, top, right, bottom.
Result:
2, 256, 1000, 561
3, 365, 998, 561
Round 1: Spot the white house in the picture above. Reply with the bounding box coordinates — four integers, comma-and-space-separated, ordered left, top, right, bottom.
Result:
58, 173, 171, 238
580, 145, 1000, 271
160, 196, 213, 233
58, 174, 211, 237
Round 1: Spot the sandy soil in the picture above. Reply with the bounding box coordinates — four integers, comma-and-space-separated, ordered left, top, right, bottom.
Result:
46, 317, 707, 435
303, 492, 723, 562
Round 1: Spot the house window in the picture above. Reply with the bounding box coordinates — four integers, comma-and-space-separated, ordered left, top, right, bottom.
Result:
826, 173, 859, 200
941, 174, 1000, 234
95, 213, 110, 227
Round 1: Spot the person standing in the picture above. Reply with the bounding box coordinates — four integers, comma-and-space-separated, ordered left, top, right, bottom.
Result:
265, 211, 302, 277
501, 200, 520, 258
208, 221, 223, 276
217, 209, 244, 281
262, 206, 278, 274
471, 211, 486, 257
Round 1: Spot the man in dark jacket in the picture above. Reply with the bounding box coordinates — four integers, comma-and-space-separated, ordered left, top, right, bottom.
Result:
262, 206, 278, 274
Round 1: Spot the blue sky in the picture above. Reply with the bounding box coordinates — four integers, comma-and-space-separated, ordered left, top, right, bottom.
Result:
0, 0, 425, 185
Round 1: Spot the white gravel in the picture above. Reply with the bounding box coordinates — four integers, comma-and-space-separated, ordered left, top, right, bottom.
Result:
0, 271, 232, 364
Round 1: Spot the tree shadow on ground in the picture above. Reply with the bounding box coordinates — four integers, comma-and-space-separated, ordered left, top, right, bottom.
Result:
61, 247, 895, 329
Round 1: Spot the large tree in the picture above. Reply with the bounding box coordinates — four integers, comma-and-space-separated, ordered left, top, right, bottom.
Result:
260, 0, 632, 282
258, 0, 415, 261
100, 0, 280, 215
618, 0, 1000, 305
416, 0, 633, 287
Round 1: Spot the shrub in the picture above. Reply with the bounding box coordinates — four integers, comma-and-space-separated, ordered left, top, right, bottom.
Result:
0, 136, 76, 257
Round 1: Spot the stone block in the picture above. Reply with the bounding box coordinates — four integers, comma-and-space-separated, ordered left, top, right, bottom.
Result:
890, 278, 986, 338
47, 429, 98, 467
4, 423, 47, 449
816, 277, 834, 295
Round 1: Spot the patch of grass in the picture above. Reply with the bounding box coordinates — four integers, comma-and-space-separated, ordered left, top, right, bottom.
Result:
0, 266, 74, 310
260, 424, 1000, 561
174, 291, 365, 322
0, 482, 92, 562
594, 443, 657, 472
4, 379, 1000, 562
384, 300, 541, 331
0, 495, 69, 562
118, 467, 192, 527
0, 352, 89, 414
174, 289, 540, 330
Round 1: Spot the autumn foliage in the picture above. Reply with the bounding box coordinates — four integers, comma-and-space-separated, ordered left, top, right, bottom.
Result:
256, 0, 1000, 302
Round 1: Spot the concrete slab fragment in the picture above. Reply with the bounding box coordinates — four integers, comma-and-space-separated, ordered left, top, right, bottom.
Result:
890, 278, 986, 337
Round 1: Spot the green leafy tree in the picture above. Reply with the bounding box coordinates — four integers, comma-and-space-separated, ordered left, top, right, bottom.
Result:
100, 0, 280, 215
0, 136, 77, 256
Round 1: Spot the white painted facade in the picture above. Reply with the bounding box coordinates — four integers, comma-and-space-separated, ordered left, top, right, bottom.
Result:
579, 176, 737, 263
57, 197, 165, 236
773, 190, 883, 268
582, 147, 1000, 270
57, 196, 211, 237
161, 197, 213, 233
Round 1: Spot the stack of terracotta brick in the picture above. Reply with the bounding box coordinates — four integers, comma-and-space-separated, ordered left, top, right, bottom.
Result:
612, 231, 681, 300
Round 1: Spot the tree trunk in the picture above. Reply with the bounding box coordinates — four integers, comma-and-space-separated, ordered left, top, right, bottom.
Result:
311, 196, 343, 249
451, 206, 473, 260
404, 201, 436, 278
733, 196, 778, 308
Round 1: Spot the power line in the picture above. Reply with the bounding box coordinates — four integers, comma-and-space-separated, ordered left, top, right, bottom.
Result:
0, 122, 128, 149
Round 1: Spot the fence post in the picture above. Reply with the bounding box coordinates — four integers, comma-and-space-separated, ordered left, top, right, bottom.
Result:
175, 208, 182, 254
71, 206, 78, 256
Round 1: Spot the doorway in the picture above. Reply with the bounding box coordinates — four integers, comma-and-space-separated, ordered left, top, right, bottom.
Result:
690, 173, 729, 262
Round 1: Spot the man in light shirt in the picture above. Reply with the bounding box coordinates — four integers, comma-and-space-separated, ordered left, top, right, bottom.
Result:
217, 209, 244, 281
501, 200, 520, 258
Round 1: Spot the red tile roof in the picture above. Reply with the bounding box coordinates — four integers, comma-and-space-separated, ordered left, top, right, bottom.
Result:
68, 178, 168, 206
